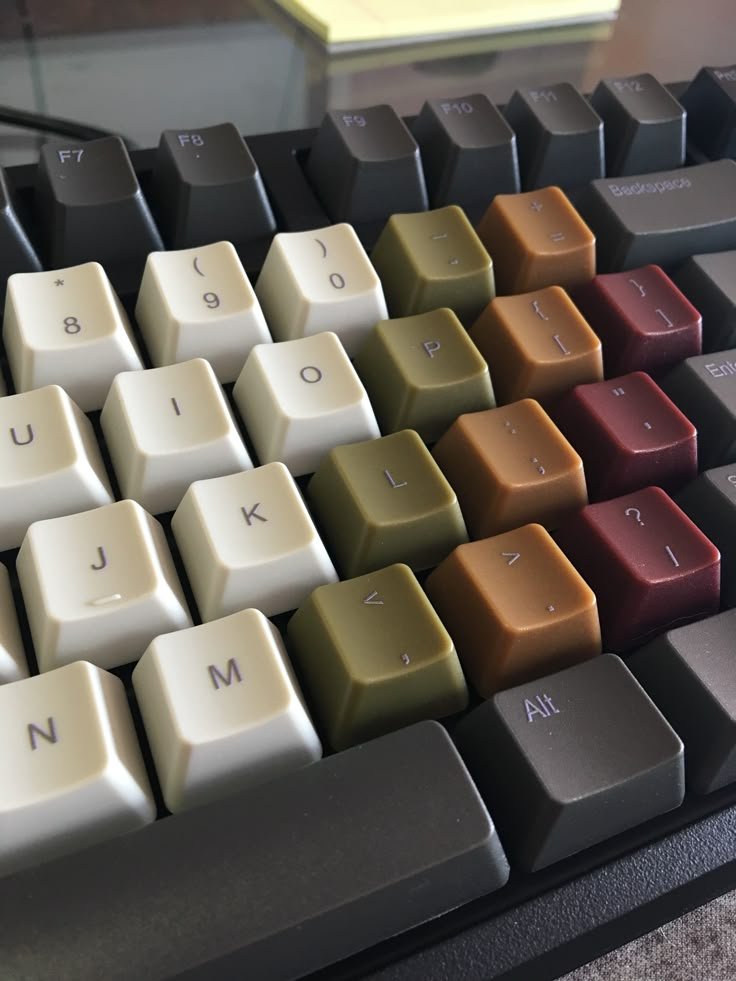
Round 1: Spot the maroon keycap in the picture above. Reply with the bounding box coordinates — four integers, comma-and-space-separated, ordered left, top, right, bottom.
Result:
555, 486, 720, 652
573, 265, 701, 377
552, 371, 697, 501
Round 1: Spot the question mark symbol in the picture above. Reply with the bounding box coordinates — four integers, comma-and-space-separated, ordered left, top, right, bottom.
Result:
625, 507, 645, 526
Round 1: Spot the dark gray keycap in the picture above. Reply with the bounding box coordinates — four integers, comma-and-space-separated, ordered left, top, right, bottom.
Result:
681, 65, 736, 159
151, 123, 276, 249
583, 160, 736, 272
502, 82, 604, 190
629, 610, 736, 794
673, 251, 736, 353
305, 104, 428, 224
660, 349, 736, 470
0, 167, 41, 287
676, 464, 736, 608
454, 653, 684, 872
0, 720, 509, 981
35, 136, 163, 273
411, 94, 520, 211
591, 73, 685, 176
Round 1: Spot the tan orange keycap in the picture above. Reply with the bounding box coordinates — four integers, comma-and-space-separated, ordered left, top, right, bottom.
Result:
424, 524, 601, 697
432, 399, 587, 539
476, 186, 595, 295
469, 286, 603, 406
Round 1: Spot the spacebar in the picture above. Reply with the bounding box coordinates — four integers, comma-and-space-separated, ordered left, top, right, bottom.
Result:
0, 721, 510, 981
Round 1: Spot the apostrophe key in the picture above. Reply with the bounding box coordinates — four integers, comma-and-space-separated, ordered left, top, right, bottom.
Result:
287, 563, 468, 750
0, 168, 41, 287
590, 74, 686, 176
353, 308, 495, 441
411, 94, 520, 211
675, 463, 736, 608
555, 486, 720, 651
681, 65, 736, 159
424, 524, 600, 697
468, 286, 602, 406
502, 83, 604, 190
454, 654, 684, 871
552, 372, 697, 500
673, 250, 736, 354
304, 105, 428, 225
308, 429, 468, 578
582, 160, 736, 272
573, 265, 701, 377
432, 400, 587, 539
476, 186, 595, 294
370, 205, 495, 325
150, 123, 276, 249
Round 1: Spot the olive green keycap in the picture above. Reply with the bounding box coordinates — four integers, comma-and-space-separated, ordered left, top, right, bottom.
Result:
307, 429, 468, 578
353, 308, 495, 442
370, 205, 495, 326
287, 563, 468, 750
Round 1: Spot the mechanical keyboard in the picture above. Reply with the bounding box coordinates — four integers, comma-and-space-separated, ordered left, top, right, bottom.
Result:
3, 65, 736, 981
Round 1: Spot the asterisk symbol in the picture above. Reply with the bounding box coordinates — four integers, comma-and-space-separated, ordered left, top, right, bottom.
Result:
54, 279, 64, 286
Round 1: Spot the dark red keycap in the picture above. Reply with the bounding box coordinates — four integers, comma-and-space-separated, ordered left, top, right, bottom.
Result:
552, 371, 697, 501
555, 486, 720, 652
573, 265, 701, 377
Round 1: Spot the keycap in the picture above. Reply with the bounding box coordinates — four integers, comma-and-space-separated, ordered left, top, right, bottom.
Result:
680, 65, 736, 158
0, 564, 27, 684
468, 286, 603, 406
308, 429, 468, 578
287, 564, 468, 750
432, 400, 587, 539
672, 250, 736, 354
502, 82, 604, 190
572, 265, 702, 377
476, 185, 596, 294
3, 262, 143, 412
410, 94, 520, 211
233, 332, 379, 476
590, 74, 686, 176
101, 359, 252, 514
34, 136, 163, 275
0, 385, 113, 551
454, 654, 684, 871
425, 524, 600, 697
555, 486, 720, 651
304, 105, 428, 224
353, 308, 495, 441
133, 609, 321, 812
171, 463, 337, 621
150, 123, 276, 249
552, 372, 698, 501
582, 160, 736, 272
17, 500, 191, 673
0, 660, 155, 876
255, 223, 388, 356
135, 241, 271, 383
369, 205, 495, 326
0, 166, 42, 287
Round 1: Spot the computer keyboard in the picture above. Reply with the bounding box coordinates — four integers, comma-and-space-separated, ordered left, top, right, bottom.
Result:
2, 63, 736, 980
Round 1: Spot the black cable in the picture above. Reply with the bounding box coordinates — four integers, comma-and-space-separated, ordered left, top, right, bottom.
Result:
0, 104, 138, 148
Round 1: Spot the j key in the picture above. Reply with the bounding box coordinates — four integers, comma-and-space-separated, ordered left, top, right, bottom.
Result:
0, 564, 27, 684
590, 74, 686, 176
411, 94, 520, 212
673, 250, 736, 353
35, 137, 163, 276
454, 654, 684, 871
681, 65, 736, 159
573, 265, 702, 377
0, 167, 41, 288
555, 486, 720, 652
582, 160, 736, 272
304, 105, 428, 225
151, 123, 276, 249
502, 83, 604, 190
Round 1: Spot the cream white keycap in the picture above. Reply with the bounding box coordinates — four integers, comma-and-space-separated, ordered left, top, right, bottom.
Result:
233, 331, 379, 476
0, 385, 113, 551
101, 358, 252, 514
0, 660, 155, 876
135, 241, 271, 383
3, 262, 142, 411
172, 462, 337, 621
133, 609, 321, 812
255, 223, 387, 356
0, 564, 27, 684
17, 499, 191, 673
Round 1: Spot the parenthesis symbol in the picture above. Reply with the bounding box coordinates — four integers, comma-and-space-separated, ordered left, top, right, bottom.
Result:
193, 256, 204, 276
315, 238, 327, 258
